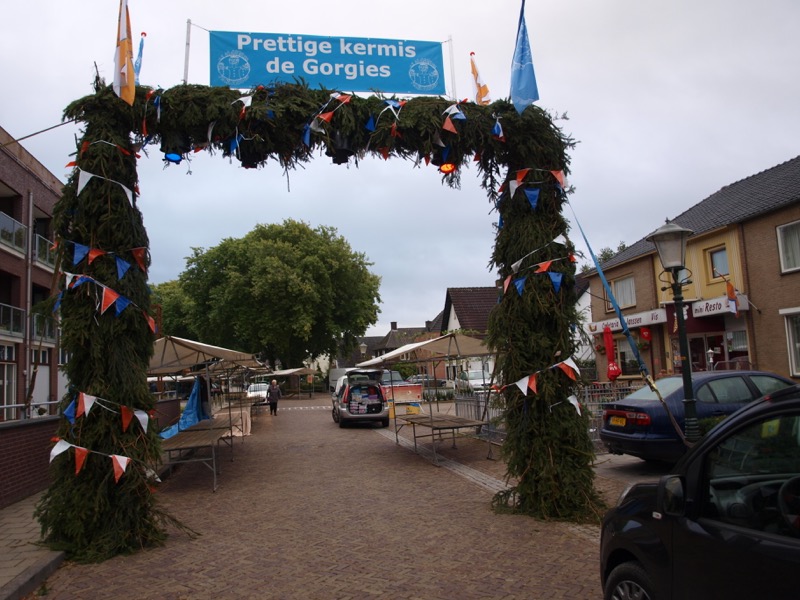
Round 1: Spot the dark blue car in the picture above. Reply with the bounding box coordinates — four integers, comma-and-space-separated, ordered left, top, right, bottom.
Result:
600, 384, 800, 599
600, 370, 794, 462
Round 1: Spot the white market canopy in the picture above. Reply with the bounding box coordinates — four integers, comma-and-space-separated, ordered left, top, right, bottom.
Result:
355, 333, 492, 367
148, 335, 256, 375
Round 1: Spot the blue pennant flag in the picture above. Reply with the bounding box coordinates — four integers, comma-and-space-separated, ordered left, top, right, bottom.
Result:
548, 271, 563, 293
116, 257, 131, 280
524, 187, 540, 210
513, 276, 527, 296
302, 123, 311, 147
63, 399, 76, 425
115, 296, 132, 316
510, 0, 540, 114
73, 243, 89, 266
365, 114, 376, 132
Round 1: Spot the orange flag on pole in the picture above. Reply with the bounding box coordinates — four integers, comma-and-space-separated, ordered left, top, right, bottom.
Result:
470, 52, 491, 105
113, 0, 136, 105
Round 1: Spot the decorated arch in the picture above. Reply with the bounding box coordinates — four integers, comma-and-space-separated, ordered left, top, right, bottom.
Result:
37, 79, 602, 561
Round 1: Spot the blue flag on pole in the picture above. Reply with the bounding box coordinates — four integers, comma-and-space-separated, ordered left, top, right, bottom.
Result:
510, 0, 540, 114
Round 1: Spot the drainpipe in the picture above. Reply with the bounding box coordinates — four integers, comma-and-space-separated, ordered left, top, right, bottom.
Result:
23, 191, 33, 418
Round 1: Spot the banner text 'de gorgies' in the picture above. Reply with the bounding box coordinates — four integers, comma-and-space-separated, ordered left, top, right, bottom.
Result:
210, 31, 445, 95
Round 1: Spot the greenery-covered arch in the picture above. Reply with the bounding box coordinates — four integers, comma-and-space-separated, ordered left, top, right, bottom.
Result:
37, 79, 601, 561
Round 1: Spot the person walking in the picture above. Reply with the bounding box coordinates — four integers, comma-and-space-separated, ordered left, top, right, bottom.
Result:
267, 379, 282, 415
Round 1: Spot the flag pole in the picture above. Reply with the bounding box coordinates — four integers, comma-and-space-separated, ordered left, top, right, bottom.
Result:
183, 19, 192, 85
447, 35, 457, 100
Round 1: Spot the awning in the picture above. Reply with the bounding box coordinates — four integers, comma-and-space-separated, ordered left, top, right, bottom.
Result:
355, 333, 492, 367
148, 336, 255, 375
268, 367, 317, 377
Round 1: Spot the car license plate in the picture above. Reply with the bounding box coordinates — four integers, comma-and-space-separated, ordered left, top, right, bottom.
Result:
609, 416, 626, 427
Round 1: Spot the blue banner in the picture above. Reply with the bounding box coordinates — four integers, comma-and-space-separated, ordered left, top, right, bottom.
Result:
209, 31, 446, 95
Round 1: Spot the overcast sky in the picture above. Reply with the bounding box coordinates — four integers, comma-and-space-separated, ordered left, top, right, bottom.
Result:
2, 1, 799, 336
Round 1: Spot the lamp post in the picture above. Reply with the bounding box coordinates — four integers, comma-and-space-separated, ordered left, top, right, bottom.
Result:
359, 341, 367, 359
646, 221, 700, 443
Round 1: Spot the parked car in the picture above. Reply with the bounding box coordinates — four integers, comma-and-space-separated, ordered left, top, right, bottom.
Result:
600, 370, 794, 462
331, 369, 390, 428
600, 384, 800, 600
406, 374, 447, 387
246, 382, 269, 403
456, 370, 493, 393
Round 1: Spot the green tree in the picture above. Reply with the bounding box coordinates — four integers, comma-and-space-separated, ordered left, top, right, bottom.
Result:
178, 220, 381, 367
150, 280, 195, 339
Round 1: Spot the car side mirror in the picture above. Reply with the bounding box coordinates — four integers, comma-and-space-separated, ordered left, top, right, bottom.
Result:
658, 475, 685, 517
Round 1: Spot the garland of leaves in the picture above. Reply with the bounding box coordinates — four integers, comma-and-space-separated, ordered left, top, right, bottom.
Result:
37, 76, 602, 561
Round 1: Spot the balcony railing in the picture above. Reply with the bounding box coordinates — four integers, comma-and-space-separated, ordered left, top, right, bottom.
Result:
31, 314, 57, 343
34, 234, 57, 268
0, 212, 27, 254
0, 303, 25, 338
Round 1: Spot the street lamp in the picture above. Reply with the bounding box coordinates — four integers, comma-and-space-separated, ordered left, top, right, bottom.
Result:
359, 341, 367, 358
646, 221, 700, 443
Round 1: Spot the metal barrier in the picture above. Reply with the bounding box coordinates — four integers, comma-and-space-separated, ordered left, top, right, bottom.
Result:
450, 381, 646, 447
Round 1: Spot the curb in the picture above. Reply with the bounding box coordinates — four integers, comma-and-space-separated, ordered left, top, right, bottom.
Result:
0, 551, 65, 600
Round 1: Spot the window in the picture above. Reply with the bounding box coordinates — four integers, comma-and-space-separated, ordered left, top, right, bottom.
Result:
702, 412, 800, 537
777, 220, 800, 273
0, 344, 14, 362
785, 313, 800, 376
709, 247, 729, 278
696, 376, 754, 404
606, 276, 636, 311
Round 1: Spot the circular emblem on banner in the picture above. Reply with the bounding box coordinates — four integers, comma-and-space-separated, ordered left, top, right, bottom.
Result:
408, 59, 440, 92
216, 50, 251, 86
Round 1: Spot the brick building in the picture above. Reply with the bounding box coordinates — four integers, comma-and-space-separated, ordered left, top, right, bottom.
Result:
0, 125, 62, 421
587, 156, 800, 383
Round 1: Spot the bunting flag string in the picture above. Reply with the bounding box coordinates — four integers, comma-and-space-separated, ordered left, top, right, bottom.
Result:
49, 438, 146, 484
64, 390, 152, 434
75, 168, 134, 205
506, 357, 582, 407
60, 271, 156, 332
510, 233, 569, 273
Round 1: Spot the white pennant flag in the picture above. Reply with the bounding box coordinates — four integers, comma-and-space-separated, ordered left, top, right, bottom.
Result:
50, 439, 73, 463
83, 393, 97, 416
134, 409, 149, 432
567, 394, 581, 416
514, 375, 529, 395
76, 169, 95, 196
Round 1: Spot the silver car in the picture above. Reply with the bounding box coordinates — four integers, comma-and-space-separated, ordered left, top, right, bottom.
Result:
331, 369, 390, 428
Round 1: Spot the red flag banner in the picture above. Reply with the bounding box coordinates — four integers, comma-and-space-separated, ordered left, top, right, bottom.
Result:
74, 447, 89, 475
121, 405, 134, 432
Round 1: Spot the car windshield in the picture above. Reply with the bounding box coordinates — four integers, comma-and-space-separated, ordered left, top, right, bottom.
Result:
381, 371, 405, 384
467, 371, 488, 381
248, 383, 268, 391
623, 377, 684, 400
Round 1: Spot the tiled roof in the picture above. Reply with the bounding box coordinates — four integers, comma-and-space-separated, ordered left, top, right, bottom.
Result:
442, 287, 498, 334
600, 155, 800, 270
375, 327, 427, 351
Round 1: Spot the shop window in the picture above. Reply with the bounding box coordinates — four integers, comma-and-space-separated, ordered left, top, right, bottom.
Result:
709, 247, 729, 278
605, 275, 636, 311
777, 220, 800, 273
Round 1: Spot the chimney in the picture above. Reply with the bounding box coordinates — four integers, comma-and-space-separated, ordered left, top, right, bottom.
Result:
391, 321, 397, 330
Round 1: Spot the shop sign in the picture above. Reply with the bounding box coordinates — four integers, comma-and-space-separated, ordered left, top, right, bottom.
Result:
588, 308, 667, 333
692, 294, 749, 317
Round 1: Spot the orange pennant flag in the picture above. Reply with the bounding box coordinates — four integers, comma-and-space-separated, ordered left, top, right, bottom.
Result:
516, 168, 531, 184
317, 111, 334, 123
112, 455, 130, 483
442, 116, 458, 134
527, 374, 538, 394
121, 405, 134, 432
131, 247, 147, 272
76, 392, 85, 418
503, 275, 512, 293
534, 260, 553, 273
145, 312, 157, 333
113, 0, 136, 105
557, 361, 578, 381
551, 170, 565, 187
88, 248, 106, 264
74, 447, 89, 475
101, 288, 120, 314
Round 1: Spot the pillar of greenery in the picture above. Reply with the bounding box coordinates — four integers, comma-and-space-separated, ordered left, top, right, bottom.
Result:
35, 80, 173, 562
37, 78, 601, 561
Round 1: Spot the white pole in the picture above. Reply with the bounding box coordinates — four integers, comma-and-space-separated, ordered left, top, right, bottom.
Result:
447, 35, 457, 99
183, 19, 192, 85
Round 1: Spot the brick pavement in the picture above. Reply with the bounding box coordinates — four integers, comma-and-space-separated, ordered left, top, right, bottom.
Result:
11, 397, 620, 599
